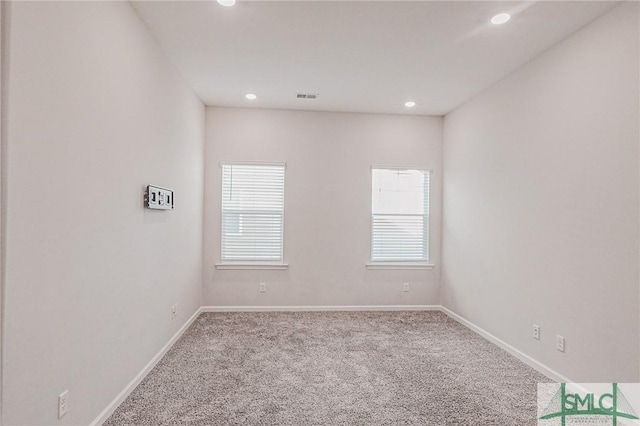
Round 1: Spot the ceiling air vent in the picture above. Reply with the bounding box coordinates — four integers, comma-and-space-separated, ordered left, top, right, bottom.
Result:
296, 93, 319, 100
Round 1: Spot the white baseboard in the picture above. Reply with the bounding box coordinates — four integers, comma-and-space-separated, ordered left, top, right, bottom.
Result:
89, 307, 202, 426
439, 306, 571, 383
201, 305, 441, 312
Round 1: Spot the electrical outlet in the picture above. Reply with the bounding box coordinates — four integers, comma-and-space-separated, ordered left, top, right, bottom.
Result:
556, 335, 565, 352
58, 390, 69, 419
259, 282, 266, 293
532, 324, 540, 340
171, 304, 177, 319
403, 282, 410, 292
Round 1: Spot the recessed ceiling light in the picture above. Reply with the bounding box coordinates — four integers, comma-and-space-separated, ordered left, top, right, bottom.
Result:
245, 93, 257, 100
217, 0, 236, 7
404, 101, 416, 108
491, 13, 511, 25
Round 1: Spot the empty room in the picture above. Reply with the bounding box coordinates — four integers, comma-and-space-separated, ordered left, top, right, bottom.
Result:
0, 0, 638, 425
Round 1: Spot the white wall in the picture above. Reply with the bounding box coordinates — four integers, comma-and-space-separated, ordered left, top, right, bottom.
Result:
204, 108, 442, 307
442, 2, 639, 382
2, 2, 204, 425
0, 3, 5, 425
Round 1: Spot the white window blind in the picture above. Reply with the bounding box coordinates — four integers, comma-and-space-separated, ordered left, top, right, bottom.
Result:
371, 168, 429, 262
221, 163, 285, 262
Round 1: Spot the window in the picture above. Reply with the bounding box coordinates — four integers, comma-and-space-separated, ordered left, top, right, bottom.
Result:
371, 167, 429, 262
221, 163, 285, 262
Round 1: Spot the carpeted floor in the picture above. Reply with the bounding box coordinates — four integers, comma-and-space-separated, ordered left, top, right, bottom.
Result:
104, 311, 549, 425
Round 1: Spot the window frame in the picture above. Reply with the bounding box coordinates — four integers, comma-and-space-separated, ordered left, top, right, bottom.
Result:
215, 161, 288, 270
368, 165, 433, 269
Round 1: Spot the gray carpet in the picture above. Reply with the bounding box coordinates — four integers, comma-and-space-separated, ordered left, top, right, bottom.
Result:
104, 311, 549, 425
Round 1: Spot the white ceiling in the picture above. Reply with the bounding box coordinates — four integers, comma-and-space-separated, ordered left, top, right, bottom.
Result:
132, 1, 617, 116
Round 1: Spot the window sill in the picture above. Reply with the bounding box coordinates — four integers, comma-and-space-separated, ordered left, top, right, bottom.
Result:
215, 263, 289, 270
366, 263, 434, 270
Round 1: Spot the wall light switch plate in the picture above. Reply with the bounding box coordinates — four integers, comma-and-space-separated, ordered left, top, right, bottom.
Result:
556, 335, 565, 352
532, 324, 540, 340
58, 390, 69, 419
145, 185, 174, 210
259, 282, 266, 293
403, 282, 410, 292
